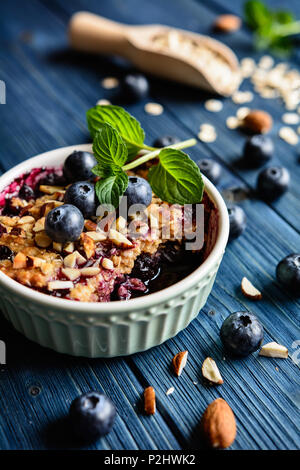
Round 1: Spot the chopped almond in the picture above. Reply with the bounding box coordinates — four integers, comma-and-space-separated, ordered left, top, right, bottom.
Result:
13, 252, 27, 269
80, 233, 95, 259
53, 241, 62, 252
102, 258, 114, 270
39, 185, 65, 194
48, 280, 74, 290
35, 231, 52, 248
64, 242, 75, 254
109, 229, 133, 248
85, 231, 106, 242
241, 277, 262, 300
202, 357, 223, 384
144, 386, 156, 415
61, 267, 81, 281
172, 351, 188, 376
84, 220, 98, 231
64, 252, 77, 268
33, 217, 45, 232
80, 267, 101, 277
259, 342, 288, 358
27, 256, 46, 268
17, 216, 35, 225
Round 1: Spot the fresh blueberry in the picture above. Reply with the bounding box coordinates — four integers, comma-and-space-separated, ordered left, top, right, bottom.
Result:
197, 159, 222, 184
243, 135, 274, 167
257, 166, 290, 201
124, 176, 152, 208
220, 311, 264, 357
64, 181, 97, 219
45, 204, 84, 243
276, 253, 300, 295
19, 184, 35, 201
0, 245, 14, 261
121, 74, 149, 102
227, 204, 246, 240
153, 135, 180, 148
69, 392, 116, 441
63, 151, 97, 183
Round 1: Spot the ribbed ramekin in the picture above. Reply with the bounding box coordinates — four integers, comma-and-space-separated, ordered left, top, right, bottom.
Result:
0, 144, 229, 357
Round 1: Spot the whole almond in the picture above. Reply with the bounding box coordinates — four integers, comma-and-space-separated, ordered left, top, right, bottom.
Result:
243, 110, 273, 134
201, 398, 236, 449
214, 14, 241, 32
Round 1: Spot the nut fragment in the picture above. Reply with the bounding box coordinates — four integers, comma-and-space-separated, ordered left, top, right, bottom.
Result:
84, 231, 106, 242
61, 267, 81, 281
33, 217, 45, 232
17, 216, 35, 225
39, 185, 65, 194
109, 229, 133, 248
202, 357, 223, 384
64, 252, 77, 268
27, 256, 46, 268
144, 103, 164, 116
48, 280, 74, 290
172, 350, 188, 376
80, 267, 101, 276
80, 233, 96, 259
144, 386, 156, 415
213, 14, 241, 32
201, 398, 236, 449
242, 110, 273, 134
101, 77, 119, 89
53, 242, 62, 252
204, 99, 223, 112
279, 126, 299, 145
241, 277, 262, 300
35, 231, 52, 248
13, 252, 27, 269
102, 258, 114, 270
259, 342, 288, 358
64, 242, 75, 254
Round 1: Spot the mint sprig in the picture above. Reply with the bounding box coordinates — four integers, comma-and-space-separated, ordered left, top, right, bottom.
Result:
88, 105, 201, 208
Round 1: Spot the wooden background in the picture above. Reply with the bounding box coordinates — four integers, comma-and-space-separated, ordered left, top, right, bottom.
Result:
0, 0, 299, 450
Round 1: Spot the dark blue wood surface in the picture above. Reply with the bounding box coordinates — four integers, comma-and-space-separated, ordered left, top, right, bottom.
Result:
0, 0, 299, 450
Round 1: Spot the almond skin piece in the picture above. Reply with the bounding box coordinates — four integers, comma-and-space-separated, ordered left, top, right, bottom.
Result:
214, 14, 241, 32
172, 350, 188, 376
242, 110, 273, 134
201, 398, 236, 449
144, 386, 156, 415
241, 277, 262, 300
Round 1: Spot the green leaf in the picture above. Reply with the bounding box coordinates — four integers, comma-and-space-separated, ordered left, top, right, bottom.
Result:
92, 122, 128, 168
244, 0, 272, 30
87, 105, 145, 159
95, 170, 128, 208
148, 148, 204, 205
92, 164, 113, 178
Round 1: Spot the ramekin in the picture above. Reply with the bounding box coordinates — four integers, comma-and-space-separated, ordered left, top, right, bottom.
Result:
0, 144, 229, 357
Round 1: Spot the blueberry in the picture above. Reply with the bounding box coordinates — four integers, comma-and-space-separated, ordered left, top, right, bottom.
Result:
0, 245, 14, 261
276, 254, 300, 295
121, 74, 149, 102
197, 159, 222, 184
124, 176, 152, 208
69, 392, 116, 441
45, 204, 84, 243
257, 166, 290, 201
64, 181, 97, 219
153, 135, 180, 148
227, 204, 246, 241
220, 312, 264, 357
19, 184, 35, 201
243, 135, 274, 167
63, 151, 97, 183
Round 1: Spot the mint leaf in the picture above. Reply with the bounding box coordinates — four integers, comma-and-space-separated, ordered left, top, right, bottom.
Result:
93, 122, 128, 168
87, 105, 145, 159
92, 164, 113, 178
95, 171, 128, 208
148, 149, 203, 205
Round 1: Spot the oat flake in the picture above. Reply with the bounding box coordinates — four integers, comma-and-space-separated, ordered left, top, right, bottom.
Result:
101, 77, 119, 89
204, 99, 223, 112
144, 102, 164, 115
166, 387, 175, 396
226, 116, 239, 129
279, 126, 299, 145
96, 99, 111, 106
258, 55, 274, 70
232, 90, 254, 104
236, 107, 250, 120
240, 57, 256, 78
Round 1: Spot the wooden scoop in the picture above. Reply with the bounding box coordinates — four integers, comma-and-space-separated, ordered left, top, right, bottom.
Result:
69, 12, 241, 96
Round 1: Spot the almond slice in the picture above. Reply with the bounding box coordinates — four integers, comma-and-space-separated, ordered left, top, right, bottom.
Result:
48, 280, 74, 290
144, 386, 156, 415
64, 252, 77, 268
61, 267, 81, 281
17, 216, 35, 225
101, 258, 114, 270
80, 267, 101, 276
109, 229, 133, 248
75, 251, 86, 265
13, 252, 27, 269
84, 231, 107, 242
39, 185, 65, 194
172, 350, 188, 376
33, 217, 45, 232
64, 242, 75, 254
259, 342, 288, 358
241, 277, 262, 300
27, 256, 46, 268
202, 357, 223, 384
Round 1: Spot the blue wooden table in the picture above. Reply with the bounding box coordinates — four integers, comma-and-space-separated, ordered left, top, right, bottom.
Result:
0, 0, 299, 450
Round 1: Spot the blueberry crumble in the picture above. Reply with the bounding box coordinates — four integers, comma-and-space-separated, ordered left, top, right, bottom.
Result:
0, 158, 218, 302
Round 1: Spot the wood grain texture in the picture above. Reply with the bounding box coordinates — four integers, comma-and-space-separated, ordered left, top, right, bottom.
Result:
0, 0, 299, 450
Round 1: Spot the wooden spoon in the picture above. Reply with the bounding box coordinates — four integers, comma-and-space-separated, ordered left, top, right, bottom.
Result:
69, 12, 241, 96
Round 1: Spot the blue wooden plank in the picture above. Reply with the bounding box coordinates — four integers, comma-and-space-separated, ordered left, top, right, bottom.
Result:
0, 0, 299, 451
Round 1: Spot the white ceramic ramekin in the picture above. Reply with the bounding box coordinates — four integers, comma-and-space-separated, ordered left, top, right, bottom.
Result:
0, 144, 229, 357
